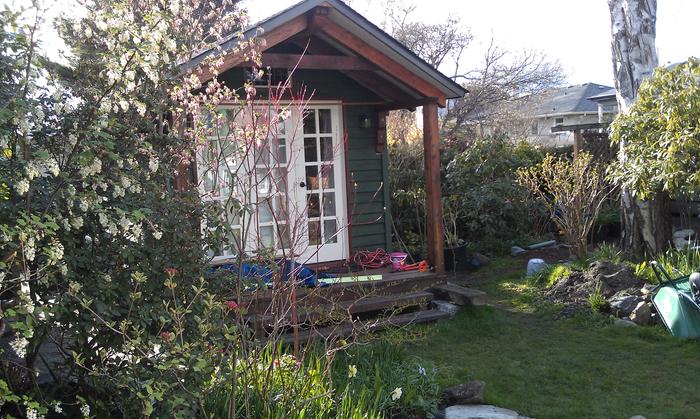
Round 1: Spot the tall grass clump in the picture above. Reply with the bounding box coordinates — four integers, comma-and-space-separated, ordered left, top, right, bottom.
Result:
635, 247, 700, 283
332, 341, 441, 418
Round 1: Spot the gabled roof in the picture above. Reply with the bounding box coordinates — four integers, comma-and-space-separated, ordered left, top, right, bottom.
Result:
186, 0, 467, 102
535, 83, 614, 116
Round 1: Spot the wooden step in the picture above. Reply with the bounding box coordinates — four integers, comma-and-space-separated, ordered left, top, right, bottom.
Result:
341, 290, 434, 314
237, 271, 444, 313
432, 283, 487, 306
247, 290, 435, 330
279, 309, 450, 345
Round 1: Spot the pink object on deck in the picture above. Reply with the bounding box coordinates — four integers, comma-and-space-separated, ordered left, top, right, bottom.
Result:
390, 252, 408, 271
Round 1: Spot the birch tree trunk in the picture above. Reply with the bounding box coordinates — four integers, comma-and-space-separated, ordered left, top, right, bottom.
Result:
608, 0, 671, 257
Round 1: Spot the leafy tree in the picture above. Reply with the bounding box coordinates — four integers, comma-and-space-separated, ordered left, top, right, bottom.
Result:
609, 59, 700, 199
608, 0, 671, 257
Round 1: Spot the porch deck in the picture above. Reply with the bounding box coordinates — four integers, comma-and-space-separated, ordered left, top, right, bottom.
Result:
238, 268, 451, 343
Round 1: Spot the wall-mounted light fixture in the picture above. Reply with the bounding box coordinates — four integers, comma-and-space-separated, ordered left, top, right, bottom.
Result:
359, 113, 372, 129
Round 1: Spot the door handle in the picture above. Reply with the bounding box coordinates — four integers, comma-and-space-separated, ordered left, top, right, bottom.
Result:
299, 181, 306, 188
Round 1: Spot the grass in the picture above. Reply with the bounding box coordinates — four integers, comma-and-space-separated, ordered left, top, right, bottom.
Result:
401, 257, 700, 418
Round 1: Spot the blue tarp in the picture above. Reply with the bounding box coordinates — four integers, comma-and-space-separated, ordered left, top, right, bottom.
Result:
211, 260, 335, 287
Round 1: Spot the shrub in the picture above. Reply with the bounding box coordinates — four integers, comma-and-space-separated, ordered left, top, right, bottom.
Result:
518, 152, 613, 259
445, 138, 548, 243
388, 140, 428, 259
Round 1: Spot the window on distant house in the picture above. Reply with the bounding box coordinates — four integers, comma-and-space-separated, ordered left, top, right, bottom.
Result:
555, 117, 564, 126
530, 122, 538, 135
246, 67, 290, 88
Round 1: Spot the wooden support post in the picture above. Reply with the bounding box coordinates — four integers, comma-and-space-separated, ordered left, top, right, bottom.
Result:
573, 129, 583, 158
422, 102, 444, 274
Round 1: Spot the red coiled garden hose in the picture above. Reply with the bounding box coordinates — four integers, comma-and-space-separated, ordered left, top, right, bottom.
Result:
353, 248, 392, 269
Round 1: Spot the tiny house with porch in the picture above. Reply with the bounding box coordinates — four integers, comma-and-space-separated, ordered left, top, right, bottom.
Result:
183, 0, 469, 335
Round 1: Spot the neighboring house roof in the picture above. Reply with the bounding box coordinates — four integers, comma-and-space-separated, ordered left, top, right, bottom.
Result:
534, 83, 614, 116
185, 0, 467, 101
587, 87, 617, 101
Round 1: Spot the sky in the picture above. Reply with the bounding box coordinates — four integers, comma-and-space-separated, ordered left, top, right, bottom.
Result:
243, 0, 700, 87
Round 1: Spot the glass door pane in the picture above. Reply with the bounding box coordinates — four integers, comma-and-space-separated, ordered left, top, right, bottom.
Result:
301, 107, 341, 250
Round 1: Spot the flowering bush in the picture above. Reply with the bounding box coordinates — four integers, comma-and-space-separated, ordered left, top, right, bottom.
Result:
0, 0, 259, 416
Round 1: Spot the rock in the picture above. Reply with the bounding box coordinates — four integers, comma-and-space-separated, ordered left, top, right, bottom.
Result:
609, 292, 644, 318
630, 302, 652, 325
469, 252, 490, 269
673, 229, 695, 240
673, 237, 690, 250
511, 246, 527, 256
640, 283, 656, 295
434, 283, 488, 307
432, 300, 460, 318
629, 416, 647, 419
615, 318, 638, 327
442, 380, 486, 405
445, 405, 532, 419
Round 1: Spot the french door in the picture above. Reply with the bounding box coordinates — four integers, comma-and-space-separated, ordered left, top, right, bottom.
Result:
201, 103, 348, 264
293, 105, 348, 263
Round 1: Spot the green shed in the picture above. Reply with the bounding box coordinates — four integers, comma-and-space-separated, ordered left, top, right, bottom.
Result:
185, 0, 466, 273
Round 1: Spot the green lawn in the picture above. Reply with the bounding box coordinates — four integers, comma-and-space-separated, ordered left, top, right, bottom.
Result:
402, 261, 700, 418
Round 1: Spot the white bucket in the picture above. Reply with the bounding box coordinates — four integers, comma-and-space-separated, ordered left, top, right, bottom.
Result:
527, 258, 547, 276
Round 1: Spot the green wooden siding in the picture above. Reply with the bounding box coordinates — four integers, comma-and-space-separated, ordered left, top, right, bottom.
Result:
344, 105, 391, 253
219, 67, 391, 254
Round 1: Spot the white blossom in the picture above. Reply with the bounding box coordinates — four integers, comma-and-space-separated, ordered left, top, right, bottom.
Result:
10, 336, 28, 358
25, 162, 41, 180
153, 230, 163, 240
44, 158, 60, 176
71, 216, 84, 229
78, 198, 89, 212
130, 223, 143, 242
25, 407, 43, 419
148, 158, 159, 173
95, 19, 107, 31
113, 185, 125, 198
14, 178, 30, 195
48, 241, 64, 262
390, 387, 402, 401
98, 212, 109, 227
80, 403, 90, 418
24, 245, 36, 262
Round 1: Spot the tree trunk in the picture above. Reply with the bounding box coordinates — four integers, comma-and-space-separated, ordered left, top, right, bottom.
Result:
608, 0, 672, 258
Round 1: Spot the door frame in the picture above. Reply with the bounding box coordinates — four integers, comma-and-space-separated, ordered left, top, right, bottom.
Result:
199, 101, 350, 265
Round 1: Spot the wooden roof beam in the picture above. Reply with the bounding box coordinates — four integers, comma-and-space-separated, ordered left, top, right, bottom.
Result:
341, 70, 408, 103
236, 53, 378, 71
196, 14, 309, 83
314, 15, 447, 107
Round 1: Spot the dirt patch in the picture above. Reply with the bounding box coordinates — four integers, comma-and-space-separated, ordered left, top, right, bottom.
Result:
546, 261, 646, 318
